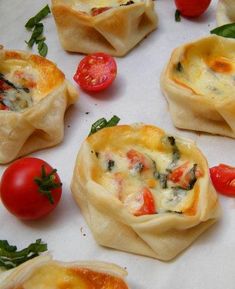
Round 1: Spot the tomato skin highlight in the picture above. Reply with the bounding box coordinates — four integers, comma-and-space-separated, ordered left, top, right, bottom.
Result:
73, 52, 117, 92
210, 164, 235, 197
0, 157, 62, 220
174, 0, 211, 18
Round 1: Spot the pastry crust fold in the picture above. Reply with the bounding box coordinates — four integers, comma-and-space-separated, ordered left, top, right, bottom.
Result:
217, 0, 235, 25
71, 124, 220, 261
0, 255, 129, 289
51, 0, 158, 56
0, 48, 78, 164
161, 35, 235, 138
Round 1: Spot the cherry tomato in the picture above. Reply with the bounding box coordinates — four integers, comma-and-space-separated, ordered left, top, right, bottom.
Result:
73, 52, 117, 92
210, 164, 235, 197
134, 188, 156, 216
174, 0, 211, 18
0, 157, 62, 220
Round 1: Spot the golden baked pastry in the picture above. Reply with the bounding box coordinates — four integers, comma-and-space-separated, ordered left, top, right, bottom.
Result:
51, 0, 158, 57
161, 35, 235, 138
0, 47, 78, 164
71, 124, 220, 261
0, 255, 130, 289
217, 0, 235, 25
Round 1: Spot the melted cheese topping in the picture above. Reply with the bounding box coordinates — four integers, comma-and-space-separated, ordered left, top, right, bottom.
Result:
15, 263, 128, 289
90, 128, 202, 216
172, 37, 235, 101
0, 51, 65, 111
73, 0, 142, 14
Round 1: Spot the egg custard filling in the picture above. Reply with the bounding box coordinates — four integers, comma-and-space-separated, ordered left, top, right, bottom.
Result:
8, 263, 129, 289
89, 126, 203, 216
0, 51, 64, 112
171, 37, 235, 101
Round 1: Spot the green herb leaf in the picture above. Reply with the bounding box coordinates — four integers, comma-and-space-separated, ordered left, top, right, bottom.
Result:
38, 41, 48, 57
210, 23, 235, 39
34, 165, 62, 204
107, 160, 115, 171
0, 239, 47, 270
176, 62, 183, 72
175, 9, 181, 22
25, 5, 51, 29
88, 115, 120, 136
25, 23, 44, 48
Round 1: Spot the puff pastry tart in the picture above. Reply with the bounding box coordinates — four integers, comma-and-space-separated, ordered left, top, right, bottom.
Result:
0, 47, 78, 164
71, 124, 220, 261
217, 0, 235, 25
51, 0, 158, 56
0, 255, 130, 289
161, 35, 235, 138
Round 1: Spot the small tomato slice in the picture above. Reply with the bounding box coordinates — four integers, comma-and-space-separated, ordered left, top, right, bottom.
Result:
73, 52, 117, 92
0, 157, 62, 220
210, 164, 235, 197
174, 0, 211, 18
126, 149, 149, 172
134, 188, 156, 216
91, 7, 111, 16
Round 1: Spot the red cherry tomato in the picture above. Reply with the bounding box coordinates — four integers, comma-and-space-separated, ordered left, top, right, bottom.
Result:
73, 52, 117, 92
0, 157, 62, 220
134, 188, 156, 216
210, 164, 235, 197
174, 0, 211, 18
126, 149, 150, 171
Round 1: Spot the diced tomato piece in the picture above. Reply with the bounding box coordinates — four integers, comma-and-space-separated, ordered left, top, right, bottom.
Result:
127, 149, 149, 171
134, 188, 156, 216
91, 7, 111, 16
168, 162, 189, 183
0, 79, 11, 91
0, 102, 9, 110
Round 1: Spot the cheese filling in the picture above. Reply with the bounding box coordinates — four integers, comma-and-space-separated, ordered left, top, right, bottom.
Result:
14, 263, 128, 289
73, 0, 141, 15
92, 136, 202, 216
172, 40, 235, 101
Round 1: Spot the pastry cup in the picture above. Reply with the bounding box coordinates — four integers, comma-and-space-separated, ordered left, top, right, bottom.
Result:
161, 35, 235, 138
0, 48, 78, 164
71, 124, 220, 261
51, 0, 158, 56
217, 0, 235, 25
0, 255, 129, 289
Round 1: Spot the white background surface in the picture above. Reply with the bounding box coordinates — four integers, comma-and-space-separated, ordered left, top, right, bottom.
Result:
1, 0, 235, 288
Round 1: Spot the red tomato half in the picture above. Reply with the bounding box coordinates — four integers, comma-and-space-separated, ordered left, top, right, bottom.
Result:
73, 52, 117, 92
210, 164, 235, 197
0, 157, 62, 220
174, 0, 211, 18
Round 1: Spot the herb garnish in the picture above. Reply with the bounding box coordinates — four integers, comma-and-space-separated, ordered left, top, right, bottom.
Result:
176, 62, 183, 72
34, 165, 62, 204
107, 160, 115, 171
167, 136, 180, 168
175, 9, 181, 22
88, 115, 120, 136
25, 5, 51, 57
0, 239, 47, 270
210, 23, 235, 39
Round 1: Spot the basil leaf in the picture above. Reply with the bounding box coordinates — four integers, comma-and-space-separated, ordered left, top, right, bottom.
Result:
88, 115, 120, 136
25, 5, 51, 29
26, 23, 44, 48
38, 41, 48, 57
106, 115, 120, 127
0, 239, 47, 270
175, 9, 181, 22
210, 23, 235, 39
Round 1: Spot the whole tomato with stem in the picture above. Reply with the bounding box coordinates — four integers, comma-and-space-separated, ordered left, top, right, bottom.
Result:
174, 0, 212, 18
0, 157, 62, 220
